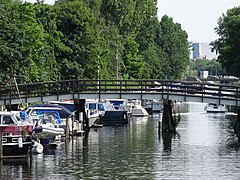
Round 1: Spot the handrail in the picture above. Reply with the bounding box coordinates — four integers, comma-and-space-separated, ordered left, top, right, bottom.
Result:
0, 79, 239, 104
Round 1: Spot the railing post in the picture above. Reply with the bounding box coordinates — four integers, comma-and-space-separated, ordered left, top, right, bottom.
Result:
72, 80, 75, 100
9, 86, 12, 109
236, 87, 239, 107
119, 80, 122, 99
98, 80, 101, 99
219, 85, 221, 104
41, 83, 44, 102
161, 80, 164, 100
167, 81, 169, 100
77, 80, 80, 99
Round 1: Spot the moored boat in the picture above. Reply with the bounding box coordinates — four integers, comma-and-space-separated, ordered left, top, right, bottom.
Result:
31, 112, 65, 145
204, 103, 226, 113
101, 99, 129, 126
0, 111, 33, 158
128, 99, 149, 116
49, 100, 101, 128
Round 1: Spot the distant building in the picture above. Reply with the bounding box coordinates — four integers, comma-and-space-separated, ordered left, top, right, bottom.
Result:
192, 43, 218, 60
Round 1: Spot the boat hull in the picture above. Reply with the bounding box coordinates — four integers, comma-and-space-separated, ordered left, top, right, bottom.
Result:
204, 103, 226, 113
2, 136, 32, 158
31, 126, 65, 139
131, 108, 149, 116
31, 125, 65, 146
101, 111, 128, 126
206, 110, 225, 113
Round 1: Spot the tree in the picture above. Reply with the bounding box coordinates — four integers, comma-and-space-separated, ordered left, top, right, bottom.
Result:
193, 59, 226, 77
54, 0, 110, 79
0, 0, 59, 83
211, 7, 240, 77
122, 34, 143, 78
157, 15, 190, 80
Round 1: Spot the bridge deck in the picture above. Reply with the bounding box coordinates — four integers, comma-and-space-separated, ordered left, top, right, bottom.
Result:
0, 79, 239, 106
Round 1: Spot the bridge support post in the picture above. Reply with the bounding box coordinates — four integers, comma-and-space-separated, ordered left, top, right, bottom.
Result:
161, 99, 176, 132
74, 99, 90, 134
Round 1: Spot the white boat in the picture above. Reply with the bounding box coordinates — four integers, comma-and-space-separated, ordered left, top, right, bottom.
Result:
49, 99, 129, 126
204, 103, 226, 113
144, 100, 163, 113
128, 100, 149, 116
85, 99, 115, 116
49, 100, 101, 128
106, 99, 129, 111
31, 112, 65, 145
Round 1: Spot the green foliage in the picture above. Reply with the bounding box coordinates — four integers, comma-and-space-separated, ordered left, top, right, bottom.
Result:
122, 34, 143, 78
54, 0, 110, 79
141, 43, 164, 79
211, 6, 240, 77
157, 15, 190, 80
0, 0, 191, 84
192, 59, 226, 76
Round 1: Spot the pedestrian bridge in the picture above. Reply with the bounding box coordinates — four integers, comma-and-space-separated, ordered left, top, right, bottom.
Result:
0, 79, 240, 106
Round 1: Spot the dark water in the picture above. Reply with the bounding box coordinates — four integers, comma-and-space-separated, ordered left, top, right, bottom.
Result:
1, 102, 240, 180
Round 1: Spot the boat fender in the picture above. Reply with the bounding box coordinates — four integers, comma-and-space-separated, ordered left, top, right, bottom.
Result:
18, 137, 23, 148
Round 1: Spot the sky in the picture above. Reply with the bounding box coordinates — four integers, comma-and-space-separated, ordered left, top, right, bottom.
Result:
157, 0, 239, 43
26, 0, 239, 43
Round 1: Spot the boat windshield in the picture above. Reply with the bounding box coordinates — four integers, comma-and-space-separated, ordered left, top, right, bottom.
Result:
0, 115, 15, 125
98, 104, 105, 111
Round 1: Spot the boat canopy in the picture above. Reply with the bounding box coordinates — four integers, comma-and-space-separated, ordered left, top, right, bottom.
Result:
30, 104, 73, 118
35, 110, 61, 124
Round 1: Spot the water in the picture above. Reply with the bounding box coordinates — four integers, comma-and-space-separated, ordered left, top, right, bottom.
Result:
1, 102, 240, 180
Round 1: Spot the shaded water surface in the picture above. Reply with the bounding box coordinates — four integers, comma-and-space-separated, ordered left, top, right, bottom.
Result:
1, 102, 240, 179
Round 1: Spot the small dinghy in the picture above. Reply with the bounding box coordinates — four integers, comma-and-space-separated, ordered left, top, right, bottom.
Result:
204, 103, 226, 113
31, 141, 44, 154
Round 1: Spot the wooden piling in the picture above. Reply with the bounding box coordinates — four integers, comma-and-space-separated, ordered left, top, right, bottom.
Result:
162, 99, 176, 132
74, 99, 90, 133
65, 117, 70, 140
234, 109, 240, 142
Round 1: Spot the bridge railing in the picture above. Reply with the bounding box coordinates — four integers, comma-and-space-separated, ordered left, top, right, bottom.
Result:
0, 79, 239, 103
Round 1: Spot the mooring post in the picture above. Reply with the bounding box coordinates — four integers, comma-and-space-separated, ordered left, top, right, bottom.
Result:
65, 117, 70, 140
162, 99, 176, 132
234, 109, 240, 142
74, 99, 90, 133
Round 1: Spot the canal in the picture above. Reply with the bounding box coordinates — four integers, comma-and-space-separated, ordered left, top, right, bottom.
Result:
1, 102, 240, 179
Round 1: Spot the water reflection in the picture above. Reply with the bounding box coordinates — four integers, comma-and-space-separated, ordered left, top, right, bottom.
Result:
160, 131, 181, 152
1, 102, 240, 179
1, 157, 32, 179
